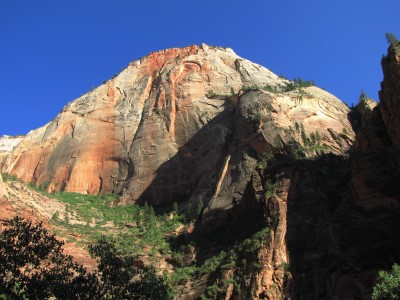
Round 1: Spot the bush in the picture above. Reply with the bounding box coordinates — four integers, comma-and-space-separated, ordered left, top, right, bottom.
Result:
0, 217, 97, 299
372, 264, 400, 300
0, 217, 170, 299
282, 78, 315, 92
89, 236, 170, 299
292, 78, 315, 88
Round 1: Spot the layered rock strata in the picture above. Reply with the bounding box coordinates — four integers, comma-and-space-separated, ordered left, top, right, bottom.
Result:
1, 44, 361, 299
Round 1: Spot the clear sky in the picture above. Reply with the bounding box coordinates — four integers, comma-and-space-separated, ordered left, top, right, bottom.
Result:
1, 0, 399, 136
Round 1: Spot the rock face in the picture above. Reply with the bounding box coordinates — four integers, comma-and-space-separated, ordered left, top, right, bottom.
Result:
280, 42, 400, 299
0, 135, 24, 152
0, 135, 23, 165
3, 44, 382, 299
380, 41, 400, 149
1, 45, 352, 202
1, 44, 357, 299
2, 45, 279, 194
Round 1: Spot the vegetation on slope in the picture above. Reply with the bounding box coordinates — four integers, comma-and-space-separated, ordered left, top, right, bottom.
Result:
1, 173, 270, 299
0, 217, 169, 300
373, 264, 400, 300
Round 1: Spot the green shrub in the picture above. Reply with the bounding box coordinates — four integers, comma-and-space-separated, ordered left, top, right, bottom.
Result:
292, 78, 315, 88
191, 227, 269, 297
372, 264, 400, 300
265, 181, 278, 199
1, 173, 18, 182
206, 90, 230, 99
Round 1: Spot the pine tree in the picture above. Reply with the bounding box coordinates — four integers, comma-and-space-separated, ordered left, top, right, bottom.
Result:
301, 130, 309, 147
385, 32, 399, 46
359, 90, 368, 103
295, 122, 300, 133
310, 132, 316, 145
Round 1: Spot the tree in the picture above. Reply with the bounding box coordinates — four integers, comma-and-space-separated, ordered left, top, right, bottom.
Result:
372, 264, 400, 300
309, 132, 316, 145
0, 216, 97, 299
300, 123, 309, 147
294, 122, 300, 133
386, 32, 399, 46
0, 217, 170, 300
359, 89, 368, 103
89, 236, 170, 300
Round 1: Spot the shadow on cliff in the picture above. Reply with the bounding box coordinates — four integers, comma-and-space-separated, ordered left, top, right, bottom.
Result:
127, 93, 400, 298
279, 106, 400, 299
134, 104, 235, 208
130, 100, 269, 297
133, 96, 264, 234
143, 99, 265, 216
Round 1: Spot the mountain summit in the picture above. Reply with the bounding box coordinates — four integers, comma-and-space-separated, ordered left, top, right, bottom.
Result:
1, 44, 352, 199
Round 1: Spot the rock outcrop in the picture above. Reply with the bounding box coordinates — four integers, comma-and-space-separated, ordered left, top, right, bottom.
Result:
0, 135, 23, 165
0, 135, 24, 152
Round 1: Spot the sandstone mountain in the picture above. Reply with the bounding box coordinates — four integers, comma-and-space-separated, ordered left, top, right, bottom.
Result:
1, 42, 399, 299
1, 44, 352, 200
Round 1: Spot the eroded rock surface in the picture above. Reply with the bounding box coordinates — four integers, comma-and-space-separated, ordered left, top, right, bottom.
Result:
0, 135, 24, 165
1, 45, 352, 205
1, 44, 363, 299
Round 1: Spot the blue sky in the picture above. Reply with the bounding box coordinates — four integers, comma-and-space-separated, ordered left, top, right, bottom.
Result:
1, 0, 399, 135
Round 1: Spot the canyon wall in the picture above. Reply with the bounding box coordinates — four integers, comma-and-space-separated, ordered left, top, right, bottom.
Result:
4, 42, 400, 298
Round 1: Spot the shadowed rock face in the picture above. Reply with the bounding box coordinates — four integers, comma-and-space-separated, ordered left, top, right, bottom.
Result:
281, 43, 400, 299
380, 42, 400, 150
